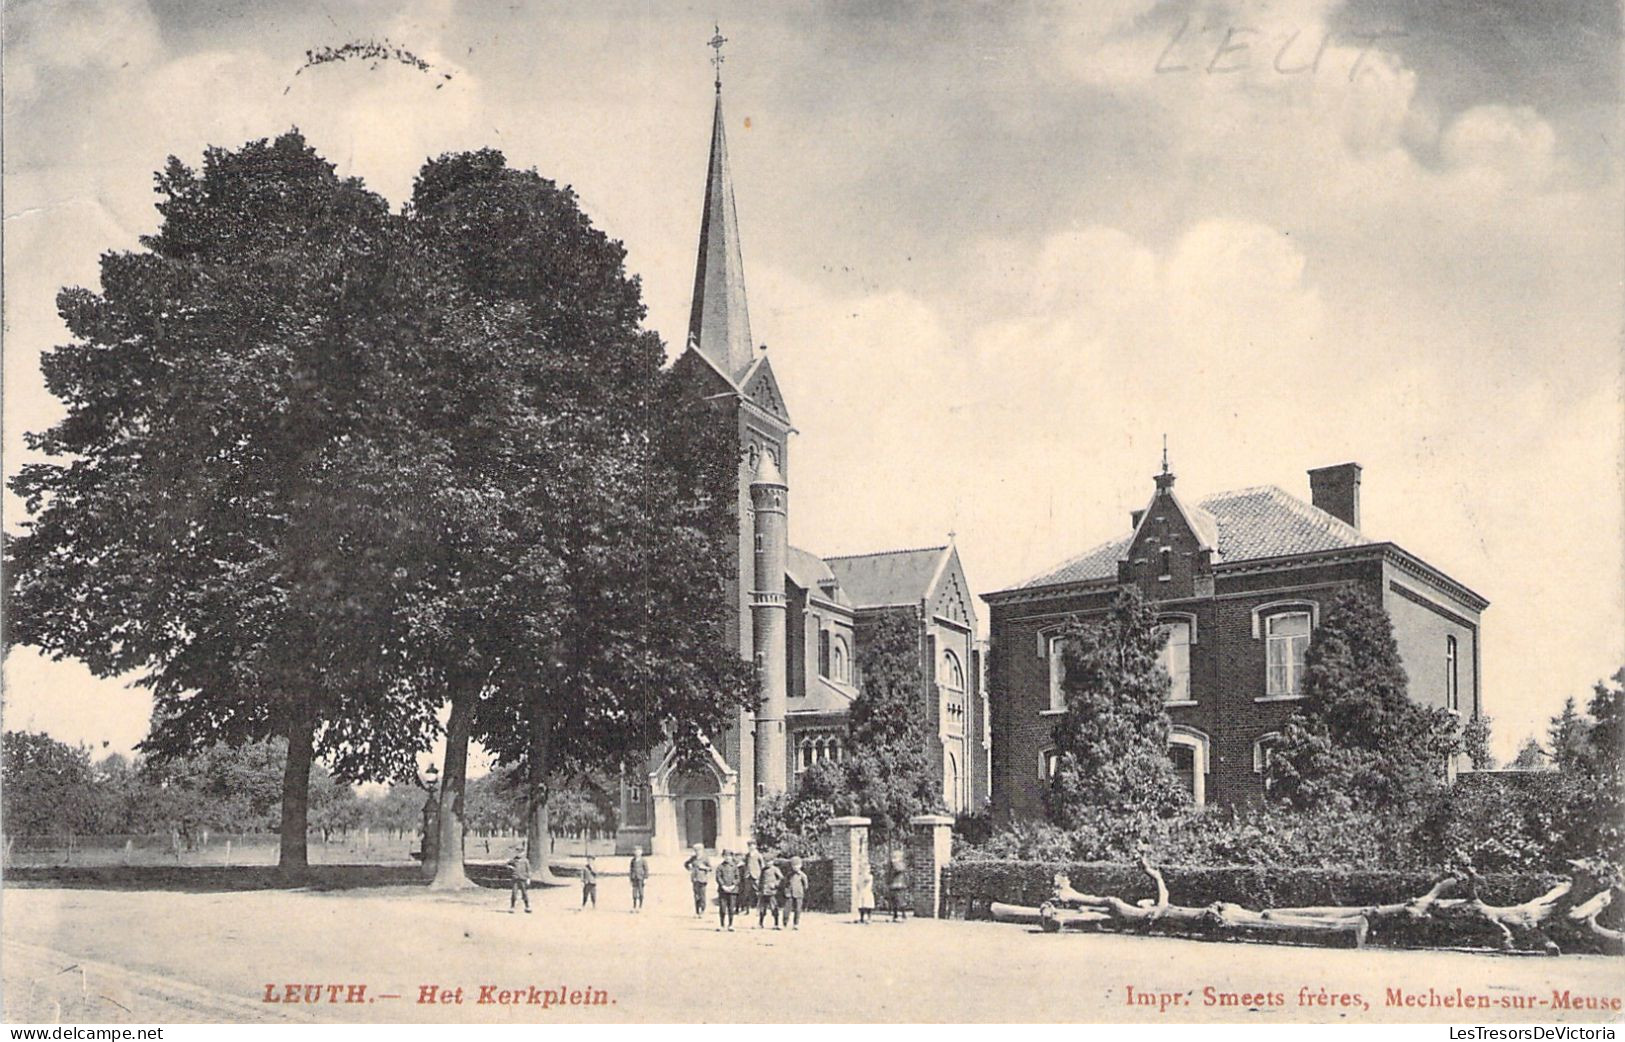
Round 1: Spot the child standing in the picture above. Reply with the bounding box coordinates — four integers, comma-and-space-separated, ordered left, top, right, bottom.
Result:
887, 849, 909, 922
784, 856, 809, 930
580, 854, 598, 909
628, 845, 649, 913
683, 844, 712, 918
855, 861, 875, 924
507, 849, 532, 914
714, 849, 740, 931
756, 856, 784, 929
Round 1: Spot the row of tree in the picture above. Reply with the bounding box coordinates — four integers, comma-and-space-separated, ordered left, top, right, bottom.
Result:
0, 731, 614, 846
4, 131, 754, 883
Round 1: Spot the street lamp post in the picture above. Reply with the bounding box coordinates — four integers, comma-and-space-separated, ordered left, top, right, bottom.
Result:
419, 763, 440, 880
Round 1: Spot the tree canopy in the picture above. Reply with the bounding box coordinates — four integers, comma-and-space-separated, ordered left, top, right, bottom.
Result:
1044, 586, 1189, 829
1264, 587, 1460, 814
6, 132, 755, 879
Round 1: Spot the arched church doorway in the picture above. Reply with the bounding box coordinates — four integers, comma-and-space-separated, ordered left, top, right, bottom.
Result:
672, 769, 721, 850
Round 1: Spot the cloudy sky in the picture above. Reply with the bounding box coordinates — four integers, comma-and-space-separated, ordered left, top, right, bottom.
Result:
4, 0, 1621, 763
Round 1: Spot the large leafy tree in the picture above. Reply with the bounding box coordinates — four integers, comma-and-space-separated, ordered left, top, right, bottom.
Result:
1045, 586, 1189, 829
5, 131, 448, 873
840, 608, 941, 839
1265, 587, 1460, 815
402, 151, 753, 885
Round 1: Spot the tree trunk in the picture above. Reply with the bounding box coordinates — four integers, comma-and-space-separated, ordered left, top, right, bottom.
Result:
524, 709, 561, 883
430, 681, 476, 890
277, 703, 316, 878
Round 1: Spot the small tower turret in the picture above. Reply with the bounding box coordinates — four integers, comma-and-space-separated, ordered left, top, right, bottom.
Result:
749, 450, 789, 796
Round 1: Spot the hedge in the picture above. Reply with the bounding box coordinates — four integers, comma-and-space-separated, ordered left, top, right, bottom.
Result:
940, 859, 1619, 954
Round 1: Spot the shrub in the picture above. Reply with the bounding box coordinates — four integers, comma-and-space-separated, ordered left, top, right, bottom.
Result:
1046, 588, 1189, 827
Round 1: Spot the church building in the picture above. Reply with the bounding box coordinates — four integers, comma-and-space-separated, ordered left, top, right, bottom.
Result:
615, 54, 985, 855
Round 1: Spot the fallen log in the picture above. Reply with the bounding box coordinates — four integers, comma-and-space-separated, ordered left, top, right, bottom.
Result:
1041, 856, 1366, 947
990, 901, 1047, 925
1264, 876, 1457, 923
1004, 856, 1625, 954
1434, 871, 1573, 954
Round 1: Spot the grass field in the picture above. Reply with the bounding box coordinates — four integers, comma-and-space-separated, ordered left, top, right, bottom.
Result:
3, 832, 620, 870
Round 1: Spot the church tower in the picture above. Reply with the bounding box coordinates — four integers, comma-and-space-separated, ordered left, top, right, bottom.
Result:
682, 27, 796, 835
688, 35, 756, 381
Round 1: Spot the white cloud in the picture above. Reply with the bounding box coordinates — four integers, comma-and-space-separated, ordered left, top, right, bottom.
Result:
1441, 104, 1560, 189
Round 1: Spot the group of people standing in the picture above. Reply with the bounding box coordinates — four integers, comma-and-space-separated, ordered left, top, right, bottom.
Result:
505, 841, 912, 926
685, 841, 808, 931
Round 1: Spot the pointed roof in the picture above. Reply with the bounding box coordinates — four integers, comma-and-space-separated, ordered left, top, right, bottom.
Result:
1011, 485, 1372, 590
688, 91, 755, 380
825, 546, 950, 609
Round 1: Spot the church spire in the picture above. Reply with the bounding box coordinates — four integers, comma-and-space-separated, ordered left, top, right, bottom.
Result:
687, 28, 755, 380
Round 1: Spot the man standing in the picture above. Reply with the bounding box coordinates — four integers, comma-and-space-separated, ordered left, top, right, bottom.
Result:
740, 840, 762, 912
628, 845, 649, 913
507, 849, 532, 914
683, 843, 712, 918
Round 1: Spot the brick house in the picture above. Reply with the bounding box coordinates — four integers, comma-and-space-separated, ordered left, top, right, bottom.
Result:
982, 460, 1488, 820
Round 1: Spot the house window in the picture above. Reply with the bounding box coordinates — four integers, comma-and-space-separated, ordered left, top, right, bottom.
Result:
1445, 636, 1460, 712
748, 443, 760, 468
797, 734, 843, 776
754, 533, 763, 551
1265, 611, 1311, 699
1047, 636, 1066, 712
1040, 748, 1059, 780
1159, 546, 1172, 579
1167, 727, 1209, 808
940, 650, 964, 691
1158, 619, 1192, 703
818, 630, 830, 677
830, 635, 850, 683
629, 785, 642, 804
1253, 732, 1283, 794
944, 750, 961, 813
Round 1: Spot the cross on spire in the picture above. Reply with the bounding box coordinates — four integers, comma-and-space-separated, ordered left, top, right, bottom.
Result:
708, 25, 728, 92
1161, 434, 1170, 474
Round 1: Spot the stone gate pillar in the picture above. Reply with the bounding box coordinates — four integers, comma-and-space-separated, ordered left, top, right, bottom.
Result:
908, 813, 955, 918
828, 816, 871, 916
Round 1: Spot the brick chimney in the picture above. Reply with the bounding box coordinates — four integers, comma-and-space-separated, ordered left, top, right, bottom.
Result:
1307, 463, 1362, 529
1131, 508, 1146, 529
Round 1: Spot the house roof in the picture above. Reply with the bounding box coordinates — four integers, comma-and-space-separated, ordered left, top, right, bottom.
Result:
1199, 484, 1367, 561
1013, 536, 1133, 589
787, 546, 850, 607
790, 675, 860, 715
824, 545, 948, 609
1014, 485, 1371, 590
